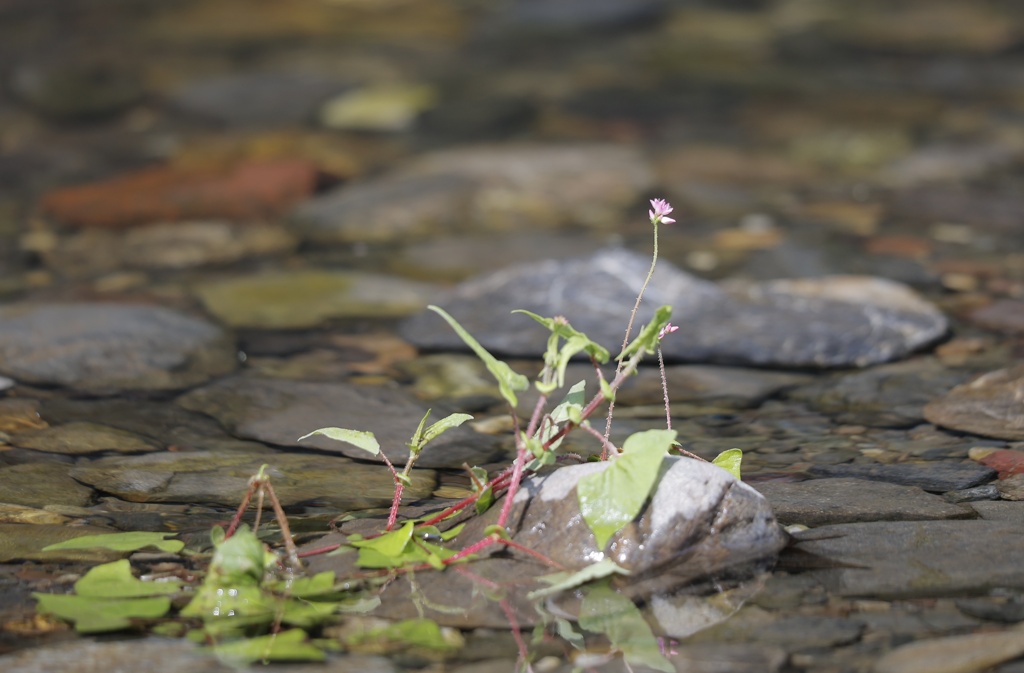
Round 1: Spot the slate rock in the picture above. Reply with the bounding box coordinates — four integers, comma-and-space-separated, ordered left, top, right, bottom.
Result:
874, 624, 1024, 673
807, 462, 996, 493
400, 248, 948, 368
791, 520, 1024, 598
0, 523, 122, 564
944, 485, 1001, 503
997, 473, 1024, 501
924, 365, 1024, 441
0, 462, 94, 508
176, 374, 503, 468
617, 365, 812, 409
970, 501, 1024, 522
0, 303, 237, 393
172, 71, 349, 127
10, 60, 144, 122
11, 421, 160, 455
753, 478, 974, 526
69, 449, 435, 509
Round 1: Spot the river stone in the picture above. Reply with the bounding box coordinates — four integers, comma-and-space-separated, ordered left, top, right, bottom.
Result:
69, 449, 435, 508
0, 303, 237, 393
400, 248, 948, 368
11, 421, 161, 455
0, 461, 94, 508
874, 624, 1024, 673
192, 269, 437, 329
176, 374, 503, 468
617, 365, 813, 409
807, 462, 997, 493
404, 145, 656, 230
791, 520, 1024, 599
923, 365, 1024, 441
753, 478, 974, 526
0, 523, 122, 564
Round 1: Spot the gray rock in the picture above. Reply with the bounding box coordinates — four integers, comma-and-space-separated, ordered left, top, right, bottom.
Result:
754, 478, 974, 526
0, 461, 94, 508
400, 248, 948, 368
807, 462, 997, 493
924, 365, 1024, 441
70, 449, 436, 508
0, 523, 122, 564
172, 71, 348, 127
292, 173, 478, 244
970, 501, 1024, 522
12, 421, 161, 455
874, 624, 1024, 673
944, 485, 1002, 503
176, 374, 503, 468
0, 303, 237, 393
617, 365, 812, 409
10, 60, 144, 122
997, 473, 1024, 501
791, 520, 1024, 598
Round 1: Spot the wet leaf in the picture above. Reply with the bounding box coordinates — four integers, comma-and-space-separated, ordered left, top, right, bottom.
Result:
34, 593, 171, 633
578, 583, 673, 673
42, 531, 184, 554
428, 305, 528, 407
712, 448, 743, 480
75, 559, 182, 598
578, 429, 676, 548
528, 558, 630, 600
297, 427, 380, 456
208, 628, 325, 664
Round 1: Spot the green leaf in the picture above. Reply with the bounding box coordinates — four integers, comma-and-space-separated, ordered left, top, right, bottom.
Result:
527, 558, 630, 600
42, 531, 184, 554
274, 571, 336, 598
408, 409, 432, 452
419, 412, 474, 447
539, 380, 586, 451
578, 429, 676, 548
711, 448, 743, 480
428, 306, 529, 407
206, 525, 274, 586
513, 310, 610, 365
34, 593, 171, 633
618, 305, 672, 361
349, 520, 414, 558
74, 559, 182, 598
208, 628, 325, 664
297, 427, 380, 456
578, 583, 674, 673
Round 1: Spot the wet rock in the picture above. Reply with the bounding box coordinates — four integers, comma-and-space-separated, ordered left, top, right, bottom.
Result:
11, 421, 161, 455
689, 609, 865, 651
172, 71, 349, 127
956, 597, 1024, 624
665, 643, 787, 673
790, 359, 970, 428
0, 523, 122, 564
791, 520, 1024, 598
0, 503, 71, 525
40, 160, 318, 229
401, 248, 949, 368
0, 398, 46, 433
405, 145, 655, 230
0, 462, 93, 508
292, 173, 477, 244
0, 303, 237, 393
997, 474, 1024, 501
754, 478, 974, 526
176, 374, 502, 468
400, 354, 501, 407
70, 449, 435, 509
924, 365, 1024, 441
617, 365, 812, 409
463, 456, 787, 592
192, 269, 438, 329
944, 485, 1001, 503
874, 624, 1024, 673
807, 462, 996, 493
10, 60, 144, 122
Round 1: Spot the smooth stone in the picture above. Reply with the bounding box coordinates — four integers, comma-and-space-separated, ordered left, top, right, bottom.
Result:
944, 485, 1002, 503
791, 520, 1024, 598
970, 501, 1024, 522
172, 71, 349, 127
997, 474, 1024, 501
790, 359, 969, 428
874, 624, 1024, 673
12, 421, 160, 455
404, 145, 656, 230
617, 365, 813, 409
292, 173, 478, 244
0, 303, 236, 393
955, 597, 1024, 624
70, 449, 435, 509
0, 462, 94, 508
689, 608, 864, 651
0, 523, 122, 563
400, 248, 948, 368
9, 60, 143, 121
484, 0, 664, 33
879, 142, 1024, 188
193, 269, 437, 329
665, 643, 786, 673
0, 503, 71, 525
319, 82, 437, 132
0, 398, 46, 433
753, 478, 974, 526
924, 365, 1024, 441
973, 449, 1024, 479
176, 374, 502, 468
970, 299, 1024, 334
807, 462, 997, 493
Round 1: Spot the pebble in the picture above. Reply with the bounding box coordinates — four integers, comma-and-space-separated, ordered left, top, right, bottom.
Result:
0, 303, 237, 393
807, 462, 997, 493
996, 473, 1024, 501
176, 374, 503, 468
754, 478, 974, 526
943, 485, 1002, 503
924, 365, 1024, 441
401, 248, 949, 368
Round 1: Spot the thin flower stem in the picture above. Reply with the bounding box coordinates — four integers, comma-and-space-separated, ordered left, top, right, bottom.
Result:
657, 345, 672, 431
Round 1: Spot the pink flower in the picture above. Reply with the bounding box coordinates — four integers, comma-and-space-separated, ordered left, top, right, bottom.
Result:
649, 198, 675, 225
658, 322, 679, 340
